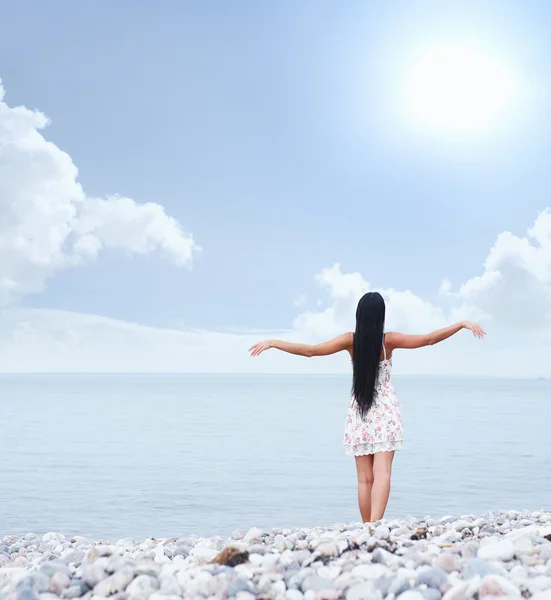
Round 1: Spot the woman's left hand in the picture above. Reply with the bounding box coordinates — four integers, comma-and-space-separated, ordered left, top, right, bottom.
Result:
249, 340, 273, 357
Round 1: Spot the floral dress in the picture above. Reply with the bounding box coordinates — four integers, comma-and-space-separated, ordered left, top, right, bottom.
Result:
343, 338, 403, 456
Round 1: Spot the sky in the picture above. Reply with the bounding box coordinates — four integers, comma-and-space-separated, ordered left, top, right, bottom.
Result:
1, 0, 551, 376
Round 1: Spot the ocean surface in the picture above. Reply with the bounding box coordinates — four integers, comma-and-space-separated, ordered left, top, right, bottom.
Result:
1, 374, 549, 541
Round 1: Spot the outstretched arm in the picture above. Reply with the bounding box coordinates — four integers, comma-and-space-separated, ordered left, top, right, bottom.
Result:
249, 332, 352, 358
387, 321, 486, 350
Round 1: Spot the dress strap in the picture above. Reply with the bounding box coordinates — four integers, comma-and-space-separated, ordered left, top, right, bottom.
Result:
382, 334, 386, 360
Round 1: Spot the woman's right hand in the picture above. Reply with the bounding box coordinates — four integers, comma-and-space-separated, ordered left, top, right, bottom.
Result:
461, 321, 487, 339
249, 340, 273, 357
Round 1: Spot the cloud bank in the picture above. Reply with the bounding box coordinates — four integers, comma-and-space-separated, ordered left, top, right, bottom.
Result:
1, 79, 550, 376
0, 80, 198, 307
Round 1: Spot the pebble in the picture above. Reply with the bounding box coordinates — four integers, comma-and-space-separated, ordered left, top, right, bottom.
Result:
415, 568, 448, 589
49, 573, 70, 596
227, 578, 253, 596
92, 567, 134, 596
0, 510, 548, 600
389, 575, 412, 596
301, 575, 333, 592
422, 589, 442, 600
351, 564, 389, 580
478, 574, 521, 597
435, 553, 462, 573
398, 592, 425, 600
346, 582, 381, 600
462, 558, 502, 579
452, 520, 472, 532
478, 539, 515, 561
235, 592, 256, 600
316, 541, 339, 557
243, 527, 263, 543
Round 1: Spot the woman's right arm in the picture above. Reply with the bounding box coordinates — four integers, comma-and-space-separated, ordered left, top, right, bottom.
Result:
388, 321, 486, 350
249, 332, 353, 358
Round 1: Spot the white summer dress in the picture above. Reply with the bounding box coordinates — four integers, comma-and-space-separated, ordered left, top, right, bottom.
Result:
343, 336, 404, 456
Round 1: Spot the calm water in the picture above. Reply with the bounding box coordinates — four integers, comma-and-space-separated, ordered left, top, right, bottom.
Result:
0, 374, 549, 541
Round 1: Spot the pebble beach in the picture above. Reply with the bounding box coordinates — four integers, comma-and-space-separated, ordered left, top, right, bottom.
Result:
1, 510, 551, 600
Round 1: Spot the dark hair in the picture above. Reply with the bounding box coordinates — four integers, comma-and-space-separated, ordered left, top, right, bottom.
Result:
352, 292, 386, 418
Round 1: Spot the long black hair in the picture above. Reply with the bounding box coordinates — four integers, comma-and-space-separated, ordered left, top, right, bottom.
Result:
352, 291, 386, 418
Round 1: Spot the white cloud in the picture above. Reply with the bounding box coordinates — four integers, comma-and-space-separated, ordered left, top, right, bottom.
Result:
1, 81, 550, 377
287, 210, 551, 377
293, 263, 446, 339
3, 209, 551, 376
447, 209, 551, 330
0, 79, 198, 307
0, 308, 350, 375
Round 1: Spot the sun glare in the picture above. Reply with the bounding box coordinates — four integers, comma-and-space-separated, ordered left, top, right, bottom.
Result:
403, 42, 517, 135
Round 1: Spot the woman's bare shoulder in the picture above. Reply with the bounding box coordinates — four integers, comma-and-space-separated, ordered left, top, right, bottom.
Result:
385, 331, 399, 349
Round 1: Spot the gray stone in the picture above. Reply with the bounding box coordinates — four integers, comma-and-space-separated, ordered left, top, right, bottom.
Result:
301, 576, 333, 592
415, 568, 448, 589
293, 550, 312, 565
389, 576, 412, 596
452, 520, 473, 532
397, 592, 425, 600
285, 569, 303, 590
374, 576, 393, 597
62, 550, 85, 564
82, 558, 109, 587
478, 540, 515, 561
463, 558, 502, 579
227, 579, 254, 596
42, 533, 65, 544
159, 573, 181, 595
61, 587, 84, 599
350, 564, 389, 580
134, 560, 161, 577
372, 547, 400, 568
126, 574, 160, 596
107, 554, 134, 574
40, 560, 71, 578
93, 567, 135, 597
19, 574, 50, 594
346, 582, 382, 600
422, 590, 442, 600
49, 572, 71, 595
16, 588, 38, 600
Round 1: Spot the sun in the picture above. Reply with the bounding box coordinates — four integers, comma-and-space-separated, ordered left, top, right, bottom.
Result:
402, 42, 517, 135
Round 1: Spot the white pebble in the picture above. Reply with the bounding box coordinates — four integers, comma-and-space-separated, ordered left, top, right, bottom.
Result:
478, 540, 515, 562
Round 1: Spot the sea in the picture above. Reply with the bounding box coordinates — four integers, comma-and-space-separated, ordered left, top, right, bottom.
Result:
0, 374, 549, 541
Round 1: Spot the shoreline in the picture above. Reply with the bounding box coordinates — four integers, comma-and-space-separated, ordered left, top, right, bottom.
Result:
1, 510, 550, 599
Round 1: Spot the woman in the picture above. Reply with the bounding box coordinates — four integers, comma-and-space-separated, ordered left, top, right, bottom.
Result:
249, 291, 486, 522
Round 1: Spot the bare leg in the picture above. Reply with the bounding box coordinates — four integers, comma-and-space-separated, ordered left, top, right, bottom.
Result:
370, 451, 394, 521
354, 455, 374, 523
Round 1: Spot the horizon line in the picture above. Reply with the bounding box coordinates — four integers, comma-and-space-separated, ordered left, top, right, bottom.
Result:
0, 372, 547, 380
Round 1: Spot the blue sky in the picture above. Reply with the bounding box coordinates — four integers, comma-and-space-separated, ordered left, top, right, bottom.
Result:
1, 0, 551, 374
